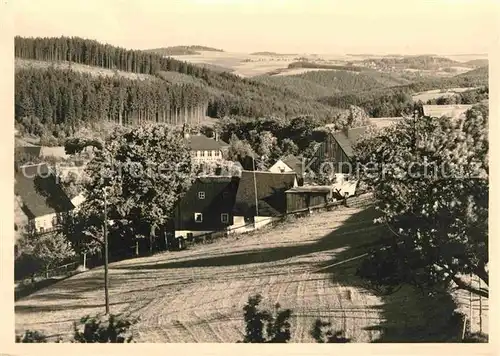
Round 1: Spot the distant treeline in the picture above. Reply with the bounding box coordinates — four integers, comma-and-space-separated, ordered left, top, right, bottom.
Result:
145, 45, 224, 56
320, 66, 489, 117
357, 55, 462, 70
15, 36, 343, 124
288, 61, 364, 72
425, 86, 489, 105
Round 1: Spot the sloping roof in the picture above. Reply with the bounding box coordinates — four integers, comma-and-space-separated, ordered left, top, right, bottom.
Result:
331, 126, 369, 158
14, 163, 74, 218
218, 139, 230, 148
281, 155, 304, 176
71, 193, 86, 208
234, 171, 297, 217
187, 134, 224, 151
422, 105, 473, 119
286, 186, 332, 194
15, 146, 42, 158
369, 117, 403, 130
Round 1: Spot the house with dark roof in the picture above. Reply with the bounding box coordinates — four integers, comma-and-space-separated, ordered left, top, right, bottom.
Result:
14, 163, 75, 235
231, 171, 297, 233
268, 155, 304, 186
186, 134, 226, 165
172, 176, 240, 240
311, 126, 369, 176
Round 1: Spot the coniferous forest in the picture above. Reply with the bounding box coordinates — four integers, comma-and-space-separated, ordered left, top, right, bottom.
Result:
14, 36, 342, 137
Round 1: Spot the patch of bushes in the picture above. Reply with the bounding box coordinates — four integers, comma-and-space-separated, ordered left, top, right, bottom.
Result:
240, 294, 350, 343
16, 330, 49, 343
16, 313, 138, 343
240, 294, 292, 343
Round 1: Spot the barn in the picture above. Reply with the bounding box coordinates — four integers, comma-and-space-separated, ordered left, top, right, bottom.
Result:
285, 186, 334, 214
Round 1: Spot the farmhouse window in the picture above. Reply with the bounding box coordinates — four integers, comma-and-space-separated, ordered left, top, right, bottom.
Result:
221, 213, 229, 223
208, 151, 212, 157
198, 191, 205, 199
194, 213, 203, 223
200, 151, 205, 157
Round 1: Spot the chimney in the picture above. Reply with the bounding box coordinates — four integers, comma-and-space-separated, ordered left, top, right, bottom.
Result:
214, 131, 219, 141
342, 126, 349, 138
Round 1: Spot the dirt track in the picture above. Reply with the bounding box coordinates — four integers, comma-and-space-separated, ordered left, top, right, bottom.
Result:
16, 199, 387, 342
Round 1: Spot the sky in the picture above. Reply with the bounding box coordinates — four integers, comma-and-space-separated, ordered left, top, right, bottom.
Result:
12, 0, 499, 55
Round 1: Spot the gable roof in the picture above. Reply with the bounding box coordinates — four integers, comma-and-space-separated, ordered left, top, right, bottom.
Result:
187, 134, 224, 151
281, 155, 304, 176
422, 104, 473, 119
234, 171, 297, 217
14, 163, 74, 218
15, 146, 42, 158
331, 126, 369, 158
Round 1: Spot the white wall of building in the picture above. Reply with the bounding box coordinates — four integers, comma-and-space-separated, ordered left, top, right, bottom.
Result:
33, 213, 58, 233
192, 149, 224, 164
269, 160, 294, 174
228, 215, 280, 235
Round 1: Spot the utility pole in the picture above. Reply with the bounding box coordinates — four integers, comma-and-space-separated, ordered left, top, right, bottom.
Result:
479, 277, 483, 333
103, 188, 110, 315
252, 155, 259, 218
469, 273, 472, 331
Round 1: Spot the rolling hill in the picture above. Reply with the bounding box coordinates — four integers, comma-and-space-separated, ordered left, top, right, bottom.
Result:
14, 36, 348, 140
318, 66, 488, 117
354, 55, 464, 70
254, 69, 412, 99
250, 51, 297, 56
145, 45, 224, 56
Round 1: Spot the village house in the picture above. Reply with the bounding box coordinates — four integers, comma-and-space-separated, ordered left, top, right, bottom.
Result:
231, 171, 297, 233
14, 163, 75, 236
172, 176, 240, 240
268, 154, 304, 186
15, 145, 70, 163
186, 133, 228, 165
311, 126, 370, 180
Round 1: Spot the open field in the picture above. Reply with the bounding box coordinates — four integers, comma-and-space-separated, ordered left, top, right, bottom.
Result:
15, 59, 157, 81
412, 87, 480, 102
16, 198, 387, 342
273, 68, 353, 76
15, 194, 478, 342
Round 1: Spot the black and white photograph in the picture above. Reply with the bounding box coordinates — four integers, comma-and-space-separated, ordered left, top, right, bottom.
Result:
3, 0, 495, 348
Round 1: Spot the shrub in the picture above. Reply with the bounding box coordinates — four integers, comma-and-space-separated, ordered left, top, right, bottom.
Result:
310, 319, 351, 343
240, 294, 292, 343
72, 314, 138, 343
16, 330, 48, 343
463, 332, 488, 343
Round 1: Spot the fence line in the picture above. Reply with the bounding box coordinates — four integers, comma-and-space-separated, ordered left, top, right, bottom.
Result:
16, 189, 375, 284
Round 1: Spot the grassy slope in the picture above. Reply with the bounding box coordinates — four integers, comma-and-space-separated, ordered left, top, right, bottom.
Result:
15, 195, 466, 342
15, 58, 158, 81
